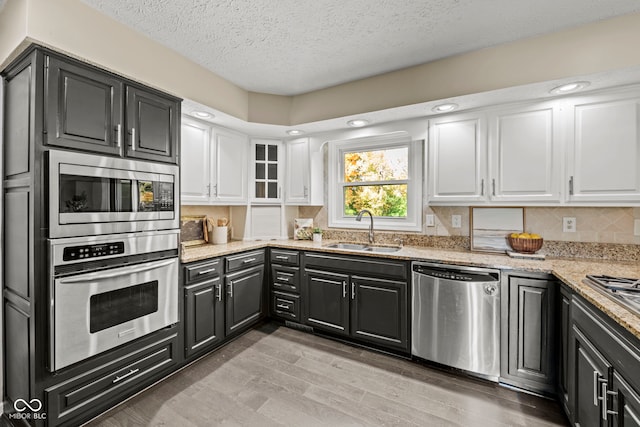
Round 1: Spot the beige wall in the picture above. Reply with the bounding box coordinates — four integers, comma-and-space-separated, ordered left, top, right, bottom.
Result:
2, 1, 640, 126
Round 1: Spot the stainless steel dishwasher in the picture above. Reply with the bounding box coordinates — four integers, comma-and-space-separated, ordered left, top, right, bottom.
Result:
412, 262, 501, 381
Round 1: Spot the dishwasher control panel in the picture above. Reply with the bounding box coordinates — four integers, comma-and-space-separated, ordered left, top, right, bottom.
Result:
413, 263, 499, 283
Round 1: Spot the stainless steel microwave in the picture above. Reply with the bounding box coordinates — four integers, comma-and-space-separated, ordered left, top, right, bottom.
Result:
48, 150, 179, 238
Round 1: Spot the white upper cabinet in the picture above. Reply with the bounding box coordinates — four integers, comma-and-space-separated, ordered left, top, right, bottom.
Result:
181, 118, 212, 204
284, 138, 324, 205
251, 138, 283, 203
488, 102, 562, 203
180, 117, 248, 205
566, 91, 640, 203
428, 114, 486, 203
214, 128, 249, 203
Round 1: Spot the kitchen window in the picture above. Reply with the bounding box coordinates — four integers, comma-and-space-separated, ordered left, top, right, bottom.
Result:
328, 133, 423, 231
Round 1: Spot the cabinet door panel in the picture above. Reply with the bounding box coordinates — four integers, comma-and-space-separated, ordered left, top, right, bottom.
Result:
126, 86, 178, 163
46, 56, 123, 155
184, 278, 224, 358
569, 95, 640, 202
572, 326, 610, 427
351, 276, 407, 351
502, 275, 557, 394
181, 119, 211, 204
285, 139, 310, 204
612, 371, 640, 427
304, 269, 349, 336
490, 105, 560, 202
216, 130, 248, 203
225, 265, 264, 335
428, 116, 485, 203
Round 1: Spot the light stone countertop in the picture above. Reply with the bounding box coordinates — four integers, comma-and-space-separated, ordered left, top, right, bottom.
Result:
182, 239, 640, 340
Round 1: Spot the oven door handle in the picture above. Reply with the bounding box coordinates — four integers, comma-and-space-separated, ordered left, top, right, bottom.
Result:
132, 180, 140, 213
57, 258, 177, 284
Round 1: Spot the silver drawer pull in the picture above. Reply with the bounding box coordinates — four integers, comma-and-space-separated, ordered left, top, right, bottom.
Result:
198, 268, 217, 275
277, 304, 291, 309
242, 258, 256, 264
113, 368, 140, 384
275, 255, 289, 260
276, 276, 290, 282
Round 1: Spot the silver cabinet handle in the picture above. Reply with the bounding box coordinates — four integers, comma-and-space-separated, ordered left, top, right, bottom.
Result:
131, 128, 136, 151
304, 186, 308, 197
227, 281, 233, 298
593, 371, 600, 406
116, 124, 122, 148
480, 179, 484, 196
342, 281, 347, 298
600, 381, 608, 420
207, 184, 211, 197
213, 184, 218, 197
215, 283, 222, 302
198, 268, 217, 275
113, 368, 139, 384
276, 276, 290, 282
569, 176, 574, 195
276, 304, 290, 309
242, 258, 256, 264
275, 255, 289, 260
351, 282, 355, 299
492, 178, 496, 196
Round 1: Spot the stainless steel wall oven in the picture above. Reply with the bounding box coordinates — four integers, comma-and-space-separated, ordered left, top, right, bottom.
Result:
48, 149, 179, 238
48, 230, 179, 371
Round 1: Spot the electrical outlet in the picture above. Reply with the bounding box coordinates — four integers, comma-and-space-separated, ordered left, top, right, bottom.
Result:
426, 214, 435, 227
634, 219, 640, 236
452, 215, 462, 229
563, 217, 577, 233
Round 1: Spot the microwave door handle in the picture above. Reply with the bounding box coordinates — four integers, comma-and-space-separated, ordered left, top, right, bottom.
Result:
132, 181, 139, 212
57, 258, 176, 284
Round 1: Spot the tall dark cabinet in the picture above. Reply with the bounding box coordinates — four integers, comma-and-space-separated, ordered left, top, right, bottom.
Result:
2, 44, 181, 426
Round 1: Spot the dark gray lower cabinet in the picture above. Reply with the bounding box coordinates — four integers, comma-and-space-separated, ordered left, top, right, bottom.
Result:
501, 273, 557, 394
184, 277, 224, 358
303, 252, 409, 352
568, 296, 640, 427
559, 284, 573, 418
305, 269, 350, 336
225, 265, 265, 336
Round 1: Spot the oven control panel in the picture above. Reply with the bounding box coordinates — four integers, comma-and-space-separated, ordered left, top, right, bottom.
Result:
63, 242, 125, 261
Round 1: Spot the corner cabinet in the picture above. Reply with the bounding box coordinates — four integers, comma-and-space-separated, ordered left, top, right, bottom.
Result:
566, 90, 640, 203
181, 118, 249, 205
302, 252, 409, 353
45, 53, 180, 163
500, 272, 557, 395
251, 138, 283, 203
284, 138, 324, 205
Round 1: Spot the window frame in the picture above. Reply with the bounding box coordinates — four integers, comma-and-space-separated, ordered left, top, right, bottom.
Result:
328, 133, 423, 231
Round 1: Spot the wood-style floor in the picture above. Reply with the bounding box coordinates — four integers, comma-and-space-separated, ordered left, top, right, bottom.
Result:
86, 323, 568, 426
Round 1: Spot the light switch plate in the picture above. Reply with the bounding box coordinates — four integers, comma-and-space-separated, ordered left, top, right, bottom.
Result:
563, 217, 576, 233
452, 215, 462, 229
634, 219, 640, 236
426, 214, 435, 227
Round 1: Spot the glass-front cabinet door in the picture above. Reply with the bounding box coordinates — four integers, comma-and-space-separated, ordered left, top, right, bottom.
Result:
252, 139, 282, 202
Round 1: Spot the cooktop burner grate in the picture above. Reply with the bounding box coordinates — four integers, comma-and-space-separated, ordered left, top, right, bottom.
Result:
586, 275, 640, 294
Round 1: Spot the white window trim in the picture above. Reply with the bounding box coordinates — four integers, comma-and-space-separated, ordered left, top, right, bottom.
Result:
328, 132, 423, 231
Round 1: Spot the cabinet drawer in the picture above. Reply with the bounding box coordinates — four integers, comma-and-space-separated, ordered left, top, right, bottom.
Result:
271, 265, 300, 293
184, 258, 221, 284
272, 291, 300, 321
226, 250, 265, 273
270, 249, 299, 266
46, 333, 178, 426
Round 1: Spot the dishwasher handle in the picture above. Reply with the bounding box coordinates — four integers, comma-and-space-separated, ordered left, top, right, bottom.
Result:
413, 264, 499, 282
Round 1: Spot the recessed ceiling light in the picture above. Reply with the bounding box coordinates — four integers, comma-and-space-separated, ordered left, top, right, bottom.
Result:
192, 111, 213, 118
550, 81, 590, 94
347, 119, 370, 128
432, 103, 458, 113
286, 129, 304, 136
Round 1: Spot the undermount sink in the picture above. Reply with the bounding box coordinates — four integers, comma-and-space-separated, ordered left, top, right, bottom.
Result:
324, 242, 401, 253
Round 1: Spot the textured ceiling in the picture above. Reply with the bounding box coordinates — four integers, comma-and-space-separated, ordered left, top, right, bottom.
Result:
82, 0, 640, 96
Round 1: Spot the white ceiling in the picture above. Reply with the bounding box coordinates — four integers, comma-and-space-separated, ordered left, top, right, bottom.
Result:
82, 0, 640, 96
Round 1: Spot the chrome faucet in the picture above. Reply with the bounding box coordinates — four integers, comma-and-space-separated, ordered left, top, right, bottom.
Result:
356, 209, 374, 244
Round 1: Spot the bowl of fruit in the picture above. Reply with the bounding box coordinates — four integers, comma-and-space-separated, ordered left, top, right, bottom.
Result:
508, 232, 543, 254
